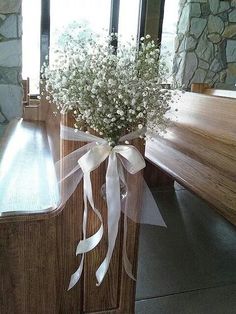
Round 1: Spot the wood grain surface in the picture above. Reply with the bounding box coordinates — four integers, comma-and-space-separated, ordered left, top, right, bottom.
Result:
192, 83, 236, 99
145, 91, 236, 226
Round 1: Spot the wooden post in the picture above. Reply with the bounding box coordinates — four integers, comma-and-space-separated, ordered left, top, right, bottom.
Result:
60, 114, 142, 313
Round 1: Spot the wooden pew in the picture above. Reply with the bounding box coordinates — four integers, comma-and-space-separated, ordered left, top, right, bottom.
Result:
191, 83, 236, 99
145, 91, 236, 226
0, 95, 141, 313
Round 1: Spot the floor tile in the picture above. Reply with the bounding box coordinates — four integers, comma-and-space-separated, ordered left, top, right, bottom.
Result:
136, 188, 236, 300
135, 284, 236, 314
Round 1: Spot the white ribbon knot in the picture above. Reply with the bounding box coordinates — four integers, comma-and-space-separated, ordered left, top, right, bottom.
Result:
59, 126, 146, 290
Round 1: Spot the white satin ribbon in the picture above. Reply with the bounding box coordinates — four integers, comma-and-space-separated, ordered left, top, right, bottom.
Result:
57, 125, 165, 290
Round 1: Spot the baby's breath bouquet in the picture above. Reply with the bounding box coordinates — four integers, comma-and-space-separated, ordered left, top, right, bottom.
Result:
42, 29, 176, 145
41, 29, 176, 288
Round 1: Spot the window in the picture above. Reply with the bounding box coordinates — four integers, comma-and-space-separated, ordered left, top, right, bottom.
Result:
22, 0, 144, 95
50, 0, 112, 62
160, 0, 179, 78
118, 0, 141, 45
22, 0, 41, 95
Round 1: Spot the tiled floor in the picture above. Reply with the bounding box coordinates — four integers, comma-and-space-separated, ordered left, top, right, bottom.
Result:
135, 183, 236, 314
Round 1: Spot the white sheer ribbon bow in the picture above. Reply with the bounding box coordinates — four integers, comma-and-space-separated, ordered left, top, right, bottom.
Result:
56, 125, 166, 290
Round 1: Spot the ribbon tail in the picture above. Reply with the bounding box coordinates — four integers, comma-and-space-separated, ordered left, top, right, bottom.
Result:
118, 156, 136, 280
96, 153, 121, 286
123, 209, 136, 281
68, 186, 88, 290
68, 254, 85, 290
76, 172, 104, 254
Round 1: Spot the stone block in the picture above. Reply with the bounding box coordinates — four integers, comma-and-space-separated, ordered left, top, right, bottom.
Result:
196, 32, 214, 62
223, 24, 236, 39
225, 63, 236, 86
229, 9, 236, 23
232, 0, 236, 8
17, 15, 22, 38
185, 35, 197, 50
173, 52, 186, 85
173, 54, 182, 75
227, 62, 236, 75
0, 84, 22, 120
207, 33, 222, 44
210, 58, 224, 72
0, 67, 20, 85
183, 52, 198, 86
175, 36, 181, 53
218, 1, 230, 13
207, 70, 216, 80
190, 18, 207, 38
190, 3, 201, 18
208, 15, 225, 34
0, 40, 21, 67
0, 0, 21, 14
178, 4, 191, 34
0, 14, 6, 23
218, 12, 229, 23
226, 40, 236, 62
219, 69, 227, 82
209, 0, 219, 15
212, 72, 220, 84
201, 3, 210, 17
191, 68, 206, 83
199, 59, 209, 70
0, 15, 18, 38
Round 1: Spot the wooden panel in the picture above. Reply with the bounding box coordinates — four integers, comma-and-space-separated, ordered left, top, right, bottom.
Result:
145, 91, 236, 226
159, 126, 236, 181
170, 92, 236, 144
191, 83, 236, 99
0, 218, 58, 314
145, 139, 236, 225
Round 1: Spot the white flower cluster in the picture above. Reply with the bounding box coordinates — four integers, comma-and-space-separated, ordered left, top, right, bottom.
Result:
42, 30, 178, 145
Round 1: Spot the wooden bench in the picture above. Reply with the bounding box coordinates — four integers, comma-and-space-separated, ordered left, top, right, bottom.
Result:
0, 95, 141, 313
145, 90, 236, 226
191, 83, 236, 99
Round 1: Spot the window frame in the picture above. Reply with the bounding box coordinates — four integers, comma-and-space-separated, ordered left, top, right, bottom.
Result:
33, 0, 159, 97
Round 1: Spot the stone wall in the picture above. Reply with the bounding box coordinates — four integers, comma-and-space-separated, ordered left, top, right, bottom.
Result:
174, 0, 236, 90
0, 0, 22, 124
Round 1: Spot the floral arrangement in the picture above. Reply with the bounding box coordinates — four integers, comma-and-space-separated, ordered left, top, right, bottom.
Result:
41, 28, 179, 288
41, 29, 178, 145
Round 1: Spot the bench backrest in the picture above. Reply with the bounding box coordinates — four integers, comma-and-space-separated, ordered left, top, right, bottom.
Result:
191, 83, 236, 99
171, 92, 236, 146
